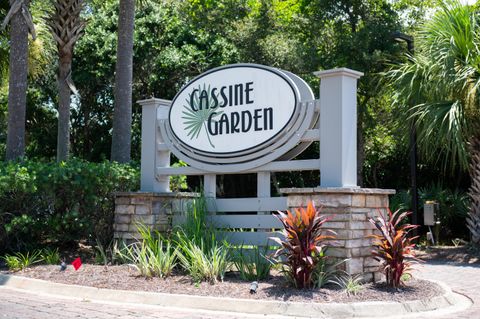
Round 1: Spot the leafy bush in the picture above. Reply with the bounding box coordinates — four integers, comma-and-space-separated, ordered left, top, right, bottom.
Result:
368, 209, 419, 288
389, 185, 470, 240
2, 250, 43, 271
0, 159, 139, 253
170, 160, 188, 192
233, 245, 271, 281
271, 201, 335, 289
3, 255, 21, 272
419, 185, 469, 239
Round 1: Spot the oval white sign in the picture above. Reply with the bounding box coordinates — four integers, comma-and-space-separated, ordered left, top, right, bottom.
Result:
168, 64, 299, 154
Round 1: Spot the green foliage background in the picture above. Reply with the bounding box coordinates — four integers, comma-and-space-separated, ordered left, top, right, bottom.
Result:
0, 159, 139, 253
0, 0, 474, 246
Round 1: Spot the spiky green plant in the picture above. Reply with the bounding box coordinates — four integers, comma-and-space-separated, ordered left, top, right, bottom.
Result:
3, 255, 21, 272
176, 232, 230, 284
41, 248, 60, 265
2, 250, 43, 271
233, 245, 271, 281
119, 227, 177, 278
314, 255, 346, 288
330, 274, 364, 296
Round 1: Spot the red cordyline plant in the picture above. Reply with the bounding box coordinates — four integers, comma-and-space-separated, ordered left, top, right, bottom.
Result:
270, 201, 335, 289
368, 209, 420, 289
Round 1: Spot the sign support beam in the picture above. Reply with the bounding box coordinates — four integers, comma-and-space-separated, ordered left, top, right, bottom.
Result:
315, 68, 363, 188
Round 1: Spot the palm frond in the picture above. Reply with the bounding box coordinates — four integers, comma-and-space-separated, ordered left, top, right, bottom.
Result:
181, 84, 222, 148
385, 0, 480, 171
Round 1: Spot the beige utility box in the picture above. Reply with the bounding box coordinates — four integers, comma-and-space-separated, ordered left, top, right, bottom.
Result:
424, 201, 439, 226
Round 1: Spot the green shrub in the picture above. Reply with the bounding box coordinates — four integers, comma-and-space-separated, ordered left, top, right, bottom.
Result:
2, 250, 43, 271
313, 255, 346, 288
233, 245, 271, 281
41, 248, 61, 265
122, 240, 177, 278
0, 159, 139, 253
331, 274, 364, 296
176, 232, 230, 283
389, 185, 470, 240
3, 255, 21, 272
173, 196, 231, 283
117, 224, 177, 278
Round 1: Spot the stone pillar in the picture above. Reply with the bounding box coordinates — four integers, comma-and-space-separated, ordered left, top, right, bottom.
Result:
281, 187, 395, 282
138, 98, 171, 192
113, 192, 199, 242
314, 68, 363, 188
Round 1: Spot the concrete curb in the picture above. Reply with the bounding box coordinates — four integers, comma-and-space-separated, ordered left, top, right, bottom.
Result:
0, 274, 472, 318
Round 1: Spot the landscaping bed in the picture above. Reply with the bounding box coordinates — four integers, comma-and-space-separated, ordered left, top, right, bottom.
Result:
5, 264, 444, 304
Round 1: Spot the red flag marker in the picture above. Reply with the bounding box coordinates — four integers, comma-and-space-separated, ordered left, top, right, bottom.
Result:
72, 257, 82, 271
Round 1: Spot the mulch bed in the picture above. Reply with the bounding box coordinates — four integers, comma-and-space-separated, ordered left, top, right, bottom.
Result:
4, 264, 443, 304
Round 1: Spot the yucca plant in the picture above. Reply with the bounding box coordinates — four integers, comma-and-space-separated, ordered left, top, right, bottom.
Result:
368, 209, 419, 289
271, 201, 335, 289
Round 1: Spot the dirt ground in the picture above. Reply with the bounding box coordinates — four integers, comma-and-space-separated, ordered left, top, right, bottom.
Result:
4, 264, 443, 304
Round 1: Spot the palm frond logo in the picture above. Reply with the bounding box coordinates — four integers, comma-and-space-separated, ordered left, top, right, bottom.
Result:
182, 84, 222, 148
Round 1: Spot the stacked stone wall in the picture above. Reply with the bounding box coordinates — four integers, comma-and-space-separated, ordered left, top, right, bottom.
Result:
281, 187, 395, 282
113, 192, 198, 243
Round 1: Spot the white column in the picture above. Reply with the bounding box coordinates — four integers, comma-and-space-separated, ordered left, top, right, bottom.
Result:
314, 68, 363, 188
138, 98, 171, 192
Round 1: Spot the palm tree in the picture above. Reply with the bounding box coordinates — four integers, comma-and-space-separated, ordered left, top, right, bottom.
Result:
2, 0, 36, 160
110, 0, 135, 163
387, 0, 480, 244
48, 0, 86, 161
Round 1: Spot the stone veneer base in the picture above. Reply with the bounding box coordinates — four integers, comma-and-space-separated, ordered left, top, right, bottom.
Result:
114, 187, 395, 281
280, 187, 396, 282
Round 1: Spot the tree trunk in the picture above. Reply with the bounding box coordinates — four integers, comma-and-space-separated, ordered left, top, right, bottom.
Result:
467, 137, 480, 245
56, 60, 72, 161
111, 0, 135, 163
5, 0, 29, 161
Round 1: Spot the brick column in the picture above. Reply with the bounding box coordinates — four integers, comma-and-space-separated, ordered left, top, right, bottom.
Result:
113, 192, 199, 243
